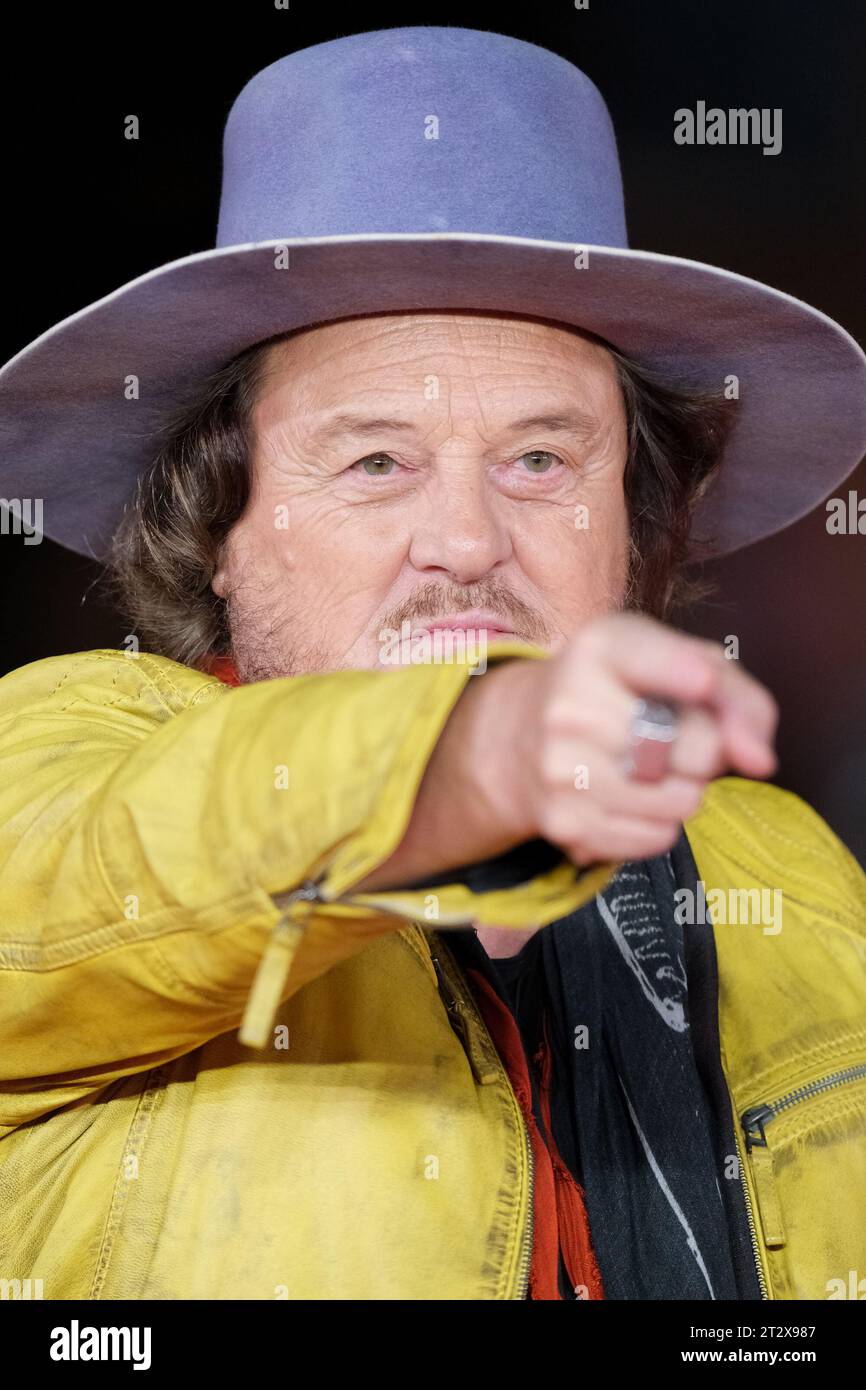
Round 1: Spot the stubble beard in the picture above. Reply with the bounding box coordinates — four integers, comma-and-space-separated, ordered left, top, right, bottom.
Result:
225, 588, 336, 681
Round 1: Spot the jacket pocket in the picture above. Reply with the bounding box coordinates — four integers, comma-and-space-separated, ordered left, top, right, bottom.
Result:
739, 1061, 866, 1299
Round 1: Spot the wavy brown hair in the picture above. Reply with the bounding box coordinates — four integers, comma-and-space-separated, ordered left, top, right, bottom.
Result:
101, 319, 735, 670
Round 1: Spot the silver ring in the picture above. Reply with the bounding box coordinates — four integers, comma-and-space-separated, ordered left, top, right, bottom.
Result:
623, 697, 679, 782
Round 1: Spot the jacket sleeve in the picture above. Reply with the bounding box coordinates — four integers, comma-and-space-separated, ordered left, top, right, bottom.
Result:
0, 646, 609, 1129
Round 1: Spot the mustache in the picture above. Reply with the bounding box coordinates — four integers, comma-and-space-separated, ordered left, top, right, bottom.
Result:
381, 580, 552, 644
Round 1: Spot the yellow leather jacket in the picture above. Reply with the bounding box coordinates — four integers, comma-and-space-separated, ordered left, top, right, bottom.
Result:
0, 642, 864, 1300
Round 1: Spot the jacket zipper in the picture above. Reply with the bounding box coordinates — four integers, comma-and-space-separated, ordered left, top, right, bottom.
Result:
429, 950, 500, 1085
732, 1121, 770, 1300
739, 1063, 866, 1276
243, 874, 536, 1298
514, 1106, 535, 1299
430, 935, 536, 1300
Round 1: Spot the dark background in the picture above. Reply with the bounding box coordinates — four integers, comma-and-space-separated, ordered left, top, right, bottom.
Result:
1, 1, 864, 860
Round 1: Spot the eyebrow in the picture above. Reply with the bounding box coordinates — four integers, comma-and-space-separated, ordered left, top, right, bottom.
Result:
312, 408, 600, 445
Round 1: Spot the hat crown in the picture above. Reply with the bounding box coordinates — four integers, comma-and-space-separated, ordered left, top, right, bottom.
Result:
216, 26, 628, 248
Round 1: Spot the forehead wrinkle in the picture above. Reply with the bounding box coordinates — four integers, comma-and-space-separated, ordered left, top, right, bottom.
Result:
254, 323, 623, 463
307, 403, 607, 448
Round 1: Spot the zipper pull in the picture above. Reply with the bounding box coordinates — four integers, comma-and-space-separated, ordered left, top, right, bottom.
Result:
742, 1103, 774, 1151
741, 1106, 787, 1249
239, 881, 320, 1049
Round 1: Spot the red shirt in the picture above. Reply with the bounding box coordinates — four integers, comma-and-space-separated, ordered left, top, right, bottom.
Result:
462, 966, 604, 1300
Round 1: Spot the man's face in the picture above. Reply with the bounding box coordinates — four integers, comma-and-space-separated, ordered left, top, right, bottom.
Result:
212, 311, 631, 680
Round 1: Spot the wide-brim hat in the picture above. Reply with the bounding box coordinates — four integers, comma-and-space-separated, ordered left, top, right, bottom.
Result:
2, 24, 865, 562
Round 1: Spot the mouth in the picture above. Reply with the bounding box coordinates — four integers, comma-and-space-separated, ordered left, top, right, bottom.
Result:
411, 613, 522, 640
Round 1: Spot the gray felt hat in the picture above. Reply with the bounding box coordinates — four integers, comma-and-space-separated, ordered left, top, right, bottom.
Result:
1, 24, 864, 560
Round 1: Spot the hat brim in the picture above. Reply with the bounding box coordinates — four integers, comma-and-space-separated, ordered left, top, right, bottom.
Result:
1, 232, 864, 561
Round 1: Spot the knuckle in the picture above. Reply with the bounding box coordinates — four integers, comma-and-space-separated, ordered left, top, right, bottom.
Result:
542, 696, 580, 737
540, 804, 586, 847
698, 637, 728, 665
537, 743, 567, 786
542, 685, 598, 742
696, 658, 723, 700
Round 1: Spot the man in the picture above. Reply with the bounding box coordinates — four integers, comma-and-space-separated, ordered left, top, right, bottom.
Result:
0, 27, 864, 1301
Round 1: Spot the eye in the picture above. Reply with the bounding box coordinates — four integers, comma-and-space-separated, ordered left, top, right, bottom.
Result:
352, 453, 399, 476
516, 450, 561, 474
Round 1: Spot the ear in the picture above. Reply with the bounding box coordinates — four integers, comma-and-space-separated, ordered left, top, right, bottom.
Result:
211, 543, 231, 599
211, 566, 228, 599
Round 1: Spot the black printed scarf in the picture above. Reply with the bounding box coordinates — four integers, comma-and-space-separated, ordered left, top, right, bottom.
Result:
443, 830, 763, 1300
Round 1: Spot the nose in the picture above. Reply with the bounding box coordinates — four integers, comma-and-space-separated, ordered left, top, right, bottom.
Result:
407, 459, 512, 584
